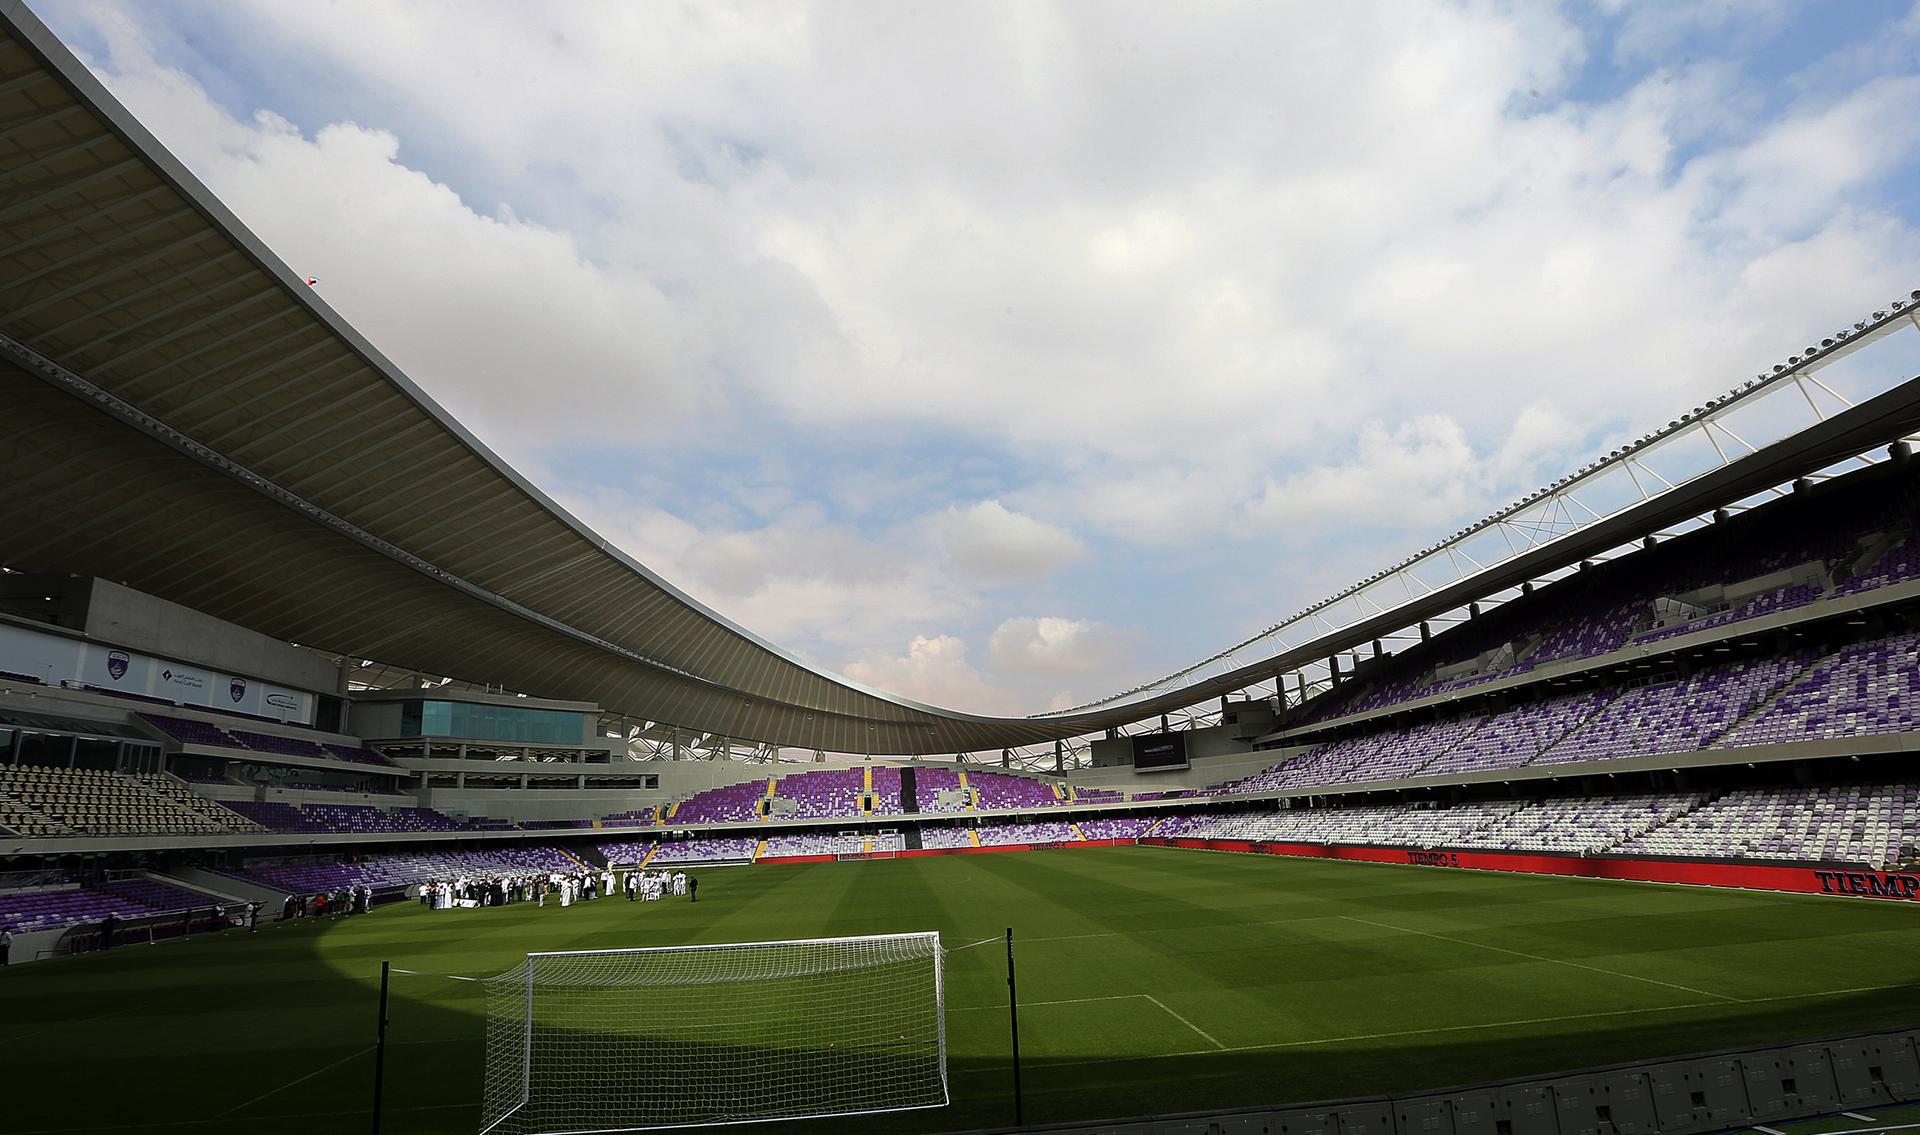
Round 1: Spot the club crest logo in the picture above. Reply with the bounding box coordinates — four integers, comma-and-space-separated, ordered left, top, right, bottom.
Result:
230, 677, 247, 703
106, 651, 130, 681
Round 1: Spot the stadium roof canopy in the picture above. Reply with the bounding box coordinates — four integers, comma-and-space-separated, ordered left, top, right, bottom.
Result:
4, 0, 1920, 755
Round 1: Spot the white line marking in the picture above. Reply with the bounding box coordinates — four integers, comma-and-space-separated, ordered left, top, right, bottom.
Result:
218, 1044, 373, 1117
0, 1005, 129, 1044
1846, 1115, 1880, 1123
957, 912, 1345, 947
1341, 914, 1741, 1002
954, 990, 1226, 1049
1753, 1126, 1788, 1134
951, 994, 1142, 1012
1143, 993, 1226, 1050
1039, 983, 1918, 1071
17, 1101, 472, 1133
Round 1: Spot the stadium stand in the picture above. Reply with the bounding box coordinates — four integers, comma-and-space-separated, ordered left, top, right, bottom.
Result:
0, 766, 262, 837
95, 876, 218, 912
1076, 816, 1159, 839
669, 779, 769, 824
762, 832, 905, 856
218, 800, 331, 832
1617, 783, 1920, 864
599, 837, 757, 864
1717, 630, 1920, 746
0, 885, 174, 933
138, 713, 395, 766
918, 826, 976, 848
968, 771, 1061, 808
1300, 471, 1920, 721
976, 819, 1074, 845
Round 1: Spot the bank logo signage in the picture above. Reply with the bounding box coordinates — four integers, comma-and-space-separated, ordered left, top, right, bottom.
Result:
1813, 869, 1920, 899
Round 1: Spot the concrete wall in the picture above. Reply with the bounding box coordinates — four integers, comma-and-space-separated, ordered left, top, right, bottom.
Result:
80, 578, 337, 693
351, 688, 601, 746
1075, 723, 1285, 790
418, 757, 1073, 823
347, 700, 404, 739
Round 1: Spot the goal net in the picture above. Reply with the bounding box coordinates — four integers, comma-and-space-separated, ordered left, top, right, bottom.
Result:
478, 932, 948, 1134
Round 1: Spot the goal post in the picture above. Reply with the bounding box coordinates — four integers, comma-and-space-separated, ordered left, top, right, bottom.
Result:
479, 932, 948, 1134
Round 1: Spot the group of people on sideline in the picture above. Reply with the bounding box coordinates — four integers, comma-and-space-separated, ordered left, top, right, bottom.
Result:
417, 867, 697, 910
282, 886, 371, 921
0, 865, 701, 968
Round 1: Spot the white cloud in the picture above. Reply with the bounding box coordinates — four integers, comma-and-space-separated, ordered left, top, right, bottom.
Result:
940, 500, 1083, 583
988, 616, 1135, 676
555, 486, 980, 659
39, 0, 1920, 715
841, 634, 1014, 718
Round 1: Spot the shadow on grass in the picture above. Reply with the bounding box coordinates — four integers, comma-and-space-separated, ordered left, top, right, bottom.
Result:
3, 904, 1918, 1135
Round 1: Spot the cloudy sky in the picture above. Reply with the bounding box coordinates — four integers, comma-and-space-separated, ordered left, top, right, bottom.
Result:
31, 0, 1920, 715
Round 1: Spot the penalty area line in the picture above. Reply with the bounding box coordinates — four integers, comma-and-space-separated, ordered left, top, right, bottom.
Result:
15, 1102, 472, 1134
953, 991, 1228, 1049
1142, 993, 1227, 1050
1340, 914, 1741, 1003
218, 1044, 374, 1117
951, 993, 1144, 1012
1039, 982, 1920, 1072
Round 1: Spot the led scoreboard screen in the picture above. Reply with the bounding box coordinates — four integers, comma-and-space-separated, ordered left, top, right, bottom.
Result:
1131, 732, 1188, 771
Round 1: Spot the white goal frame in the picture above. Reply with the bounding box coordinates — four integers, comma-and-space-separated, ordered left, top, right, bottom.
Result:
481, 932, 949, 1135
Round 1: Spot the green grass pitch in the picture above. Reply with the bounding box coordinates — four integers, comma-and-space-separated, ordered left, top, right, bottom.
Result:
5, 845, 1919, 1134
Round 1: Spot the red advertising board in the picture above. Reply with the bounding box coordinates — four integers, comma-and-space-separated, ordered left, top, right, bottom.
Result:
1137, 837, 1920, 901
755, 839, 1131, 865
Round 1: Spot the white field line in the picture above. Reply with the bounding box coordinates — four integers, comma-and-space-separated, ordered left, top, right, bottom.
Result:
1341, 914, 1741, 1003
217, 1043, 373, 1117
1039, 983, 1914, 1072
956, 991, 1226, 1050
950, 993, 1143, 1012
0, 1004, 132, 1044
957, 911, 1346, 948
17, 1102, 471, 1134
1143, 993, 1226, 1050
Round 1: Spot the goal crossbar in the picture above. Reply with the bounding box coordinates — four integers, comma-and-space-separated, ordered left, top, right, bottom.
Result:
525, 930, 936, 958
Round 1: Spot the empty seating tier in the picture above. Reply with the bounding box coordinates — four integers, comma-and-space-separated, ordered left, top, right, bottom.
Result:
0, 766, 262, 837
